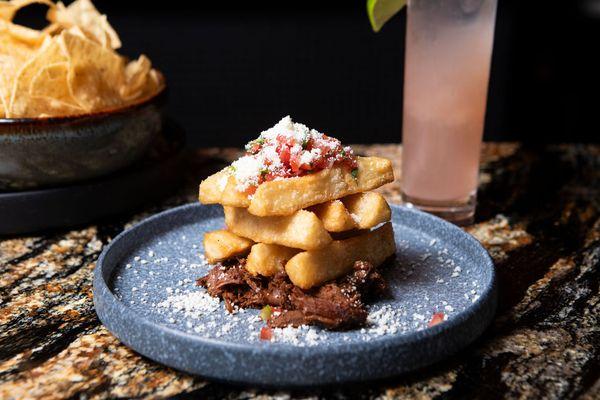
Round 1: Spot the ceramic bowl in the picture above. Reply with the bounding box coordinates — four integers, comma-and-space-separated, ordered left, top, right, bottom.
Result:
0, 87, 166, 190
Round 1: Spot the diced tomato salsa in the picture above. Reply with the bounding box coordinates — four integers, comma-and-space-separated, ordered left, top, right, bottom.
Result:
230, 117, 357, 193
428, 312, 445, 327
260, 326, 273, 341
246, 134, 356, 184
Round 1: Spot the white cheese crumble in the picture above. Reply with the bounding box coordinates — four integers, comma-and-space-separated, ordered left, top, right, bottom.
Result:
299, 147, 321, 165
157, 291, 220, 318
231, 155, 263, 190
268, 325, 323, 346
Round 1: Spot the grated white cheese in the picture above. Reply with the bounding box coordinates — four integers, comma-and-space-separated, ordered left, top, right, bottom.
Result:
231, 155, 262, 191
366, 305, 402, 336
157, 291, 220, 318
299, 147, 321, 165
269, 325, 323, 346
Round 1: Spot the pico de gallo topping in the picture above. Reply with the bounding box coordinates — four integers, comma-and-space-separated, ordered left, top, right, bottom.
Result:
428, 312, 445, 327
229, 116, 358, 193
259, 326, 273, 341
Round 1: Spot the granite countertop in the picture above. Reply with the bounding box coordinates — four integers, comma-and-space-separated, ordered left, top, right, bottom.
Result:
0, 143, 598, 399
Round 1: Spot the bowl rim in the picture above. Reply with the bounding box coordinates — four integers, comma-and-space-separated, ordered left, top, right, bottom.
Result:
0, 85, 167, 127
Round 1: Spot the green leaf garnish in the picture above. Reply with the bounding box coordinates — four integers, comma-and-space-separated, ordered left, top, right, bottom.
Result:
245, 137, 265, 152
351, 168, 359, 179
260, 305, 272, 322
367, 0, 407, 33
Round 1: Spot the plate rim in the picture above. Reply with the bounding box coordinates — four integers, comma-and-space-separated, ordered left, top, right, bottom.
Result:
93, 202, 497, 384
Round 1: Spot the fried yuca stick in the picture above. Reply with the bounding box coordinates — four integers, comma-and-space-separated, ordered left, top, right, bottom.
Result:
203, 229, 253, 264
342, 191, 391, 229
198, 169, 250, 208
309, 199, 357, 232
223, 206, 332, 250
245, 243, 300, 277
311, 192, 392, 233
285, 222, 396, 289
248, 157, 393, 216
198, 157, 394, 216
198, 169, 228, 204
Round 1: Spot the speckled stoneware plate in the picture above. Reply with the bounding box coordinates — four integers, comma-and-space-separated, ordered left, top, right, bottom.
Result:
93, 203, 497, 386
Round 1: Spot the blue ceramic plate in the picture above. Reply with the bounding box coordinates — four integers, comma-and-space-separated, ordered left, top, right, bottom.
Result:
93, 203, 496, 386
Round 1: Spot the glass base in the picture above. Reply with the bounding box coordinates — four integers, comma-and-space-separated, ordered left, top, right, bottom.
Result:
401, 192, 476, 226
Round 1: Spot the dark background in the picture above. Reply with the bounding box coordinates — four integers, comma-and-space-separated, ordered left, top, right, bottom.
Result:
15, 0, 600, 146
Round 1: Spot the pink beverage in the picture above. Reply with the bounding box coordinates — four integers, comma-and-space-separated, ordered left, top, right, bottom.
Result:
401, 0, 498, 224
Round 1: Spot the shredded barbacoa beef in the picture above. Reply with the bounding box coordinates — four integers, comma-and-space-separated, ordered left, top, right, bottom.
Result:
196, 259, 387, 330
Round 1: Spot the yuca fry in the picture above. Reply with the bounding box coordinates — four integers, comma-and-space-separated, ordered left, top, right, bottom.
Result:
224, 206, 332, 250
285, 222, 396, 289
342, 191, 391, 229
245, 243, 300, 277
310, 192, 392, 233
220, 174, 251, 207
309, 200, 357, 232
198, 169, 250, 208
198, 157, 393, 216
203, 229, 253, 264
198, 169, 229, 203
248, 156, 394, 216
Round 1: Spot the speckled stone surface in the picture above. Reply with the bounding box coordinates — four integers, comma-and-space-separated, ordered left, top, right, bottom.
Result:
0, 143, 598, 399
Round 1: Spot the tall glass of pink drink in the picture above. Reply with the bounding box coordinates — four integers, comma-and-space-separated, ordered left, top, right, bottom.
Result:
401, 0, 498, 224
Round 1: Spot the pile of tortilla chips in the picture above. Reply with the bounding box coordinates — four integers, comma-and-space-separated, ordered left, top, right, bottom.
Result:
0, 0, 164, 118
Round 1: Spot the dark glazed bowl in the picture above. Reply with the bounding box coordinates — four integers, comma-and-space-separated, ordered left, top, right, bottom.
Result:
0, 87, 166, 190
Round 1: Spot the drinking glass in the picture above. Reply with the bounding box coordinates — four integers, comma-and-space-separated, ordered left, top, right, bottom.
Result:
401, 0, 498, 224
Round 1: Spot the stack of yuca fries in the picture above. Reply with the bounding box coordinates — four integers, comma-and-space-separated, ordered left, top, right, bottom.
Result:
199, 152, 397, 290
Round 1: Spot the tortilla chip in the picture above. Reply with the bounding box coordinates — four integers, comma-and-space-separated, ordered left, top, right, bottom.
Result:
1, 19, 47, 46
0, 0, 54, 21
29, 61, 82, 109
1, 0, 162, 118
47, 0, 121, 49
8, 37, 69, 116
121, 54, 161, 101
59, 30, 125, 111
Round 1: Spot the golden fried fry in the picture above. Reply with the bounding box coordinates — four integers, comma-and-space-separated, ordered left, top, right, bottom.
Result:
203, 229, 253, 264
309, 199, 357, 232
309, 192, 392, 233
198, 156, 394, 216
342, 191, 391, 229
224, 206, 332, 250
285, 222, 396, 289
220, 175, 251, 207
248, 156, 394, 216
245, 243, 299, 277
199, 169, 229, 203
198, 169, 250, 208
